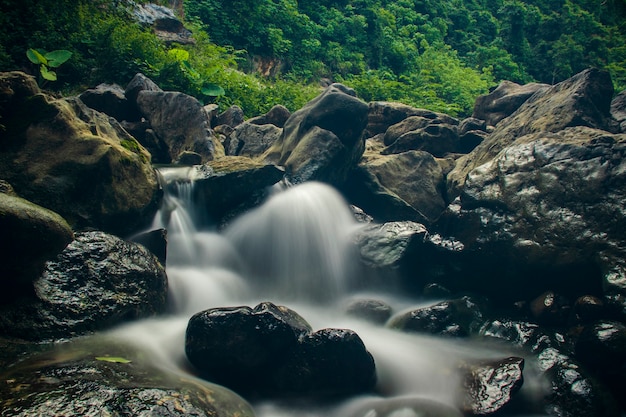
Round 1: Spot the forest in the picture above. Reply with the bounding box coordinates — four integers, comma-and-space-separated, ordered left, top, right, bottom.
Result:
1, 0, 625, 117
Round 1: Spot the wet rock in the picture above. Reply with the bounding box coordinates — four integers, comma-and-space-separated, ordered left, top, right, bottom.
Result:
248, 104, 291, 128
460, 356, 524, 415
0, 74, 160, 235
225, 121, 282, 157
137, 90, 217, 163
0, 336, 254, 417
529, 291, 571, 326
480, 319, 543, 349
573, 295, 608, 323
130, 228, 167, 266
0, 231, 167, 341
388, 296, 486, 337
262, 83, 368, 185
175, 150, 202, 165
574, 321, 626, 384
472, 80, 550, 127
185, 301, 376, 398
439, 126, 626, 303
449, 68, 617, 196
216, 105, 245, 128
344, 298, 393, 324
0, 193, 73, 299
79, 83, 140, 122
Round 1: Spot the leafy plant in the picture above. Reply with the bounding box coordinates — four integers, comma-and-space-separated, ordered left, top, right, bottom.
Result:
26, 48, 72, 82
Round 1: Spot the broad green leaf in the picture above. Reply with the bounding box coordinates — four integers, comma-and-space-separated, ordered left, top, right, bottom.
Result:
45, 50, 72, 68
181, 60, 200, 78
201, 83, 225, 97
40, 65, 57, 81
27, 48, 47, 65
95, 356, 132, 364
168, 48, 189, 62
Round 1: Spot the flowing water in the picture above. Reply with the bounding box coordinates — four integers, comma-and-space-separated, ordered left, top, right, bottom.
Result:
111, 167, 549, 417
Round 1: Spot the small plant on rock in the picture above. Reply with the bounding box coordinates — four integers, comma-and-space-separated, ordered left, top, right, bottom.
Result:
26, 48, 72, 84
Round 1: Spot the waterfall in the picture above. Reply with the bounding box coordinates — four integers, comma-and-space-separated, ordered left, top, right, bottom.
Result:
109, 167, 548, 417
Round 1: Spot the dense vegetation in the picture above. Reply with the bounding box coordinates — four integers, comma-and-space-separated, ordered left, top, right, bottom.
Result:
1, 0, 625, 117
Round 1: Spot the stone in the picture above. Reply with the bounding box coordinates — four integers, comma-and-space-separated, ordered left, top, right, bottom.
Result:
216, 105, 245, 128
575, 321, 626, 381
529, 291, 571, 326
0, 79, 160, 235
247, 104, 291, 128
344, 298, 393, 324
449, 69, 617, 196
472, 80, 550, 127
382, 122, 460, 157
225, 121, 282, 157
0, 231, 167, 340
137, 90, 216, 163
130, 228, 167, 266
133, 3, 193, 45
387, 296, 486, 337
79, 83, 140, 122
124, 72, 163, 105
0, 193, 73, 298
176, 150, 202, 165
460, 357, 524, 415
366, 101, 458, 137
262, 83, 368, 185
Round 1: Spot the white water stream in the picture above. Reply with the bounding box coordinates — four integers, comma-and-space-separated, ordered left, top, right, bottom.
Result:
111, 168, 549, 417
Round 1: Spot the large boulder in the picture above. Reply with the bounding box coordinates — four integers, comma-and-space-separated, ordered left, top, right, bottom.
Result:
224, 121, 282, 158
136, 90, 218, 163
448, 69, 617, 196
472, 80, 550, 127
365, 101, 458, 137
133, 3, 193, 45
611, 89, 626, 132
0, 231, 167, 341
438, 127, 626, 304
381, 115, 460, 157
79, 83, 140, 122
262, 83, 368, 185
0, 72, 160, 235
0, 336, 254, 417
185, 301, 376, 398
0, 193, 73, 299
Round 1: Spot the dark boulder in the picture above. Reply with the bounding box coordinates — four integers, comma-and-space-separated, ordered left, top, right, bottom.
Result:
460, 357, 525, 415
0, 72, 160, 235
529, 291, 571, 327
225, 121, 282, 158
0, 193, 73, 299
387, 296, 486, 337
472, 80, 550, 127
247, 104, 291, 128
0, 231, 167, 340
137, 90, 218, 163
133, 3, 193, 45
575, 321, 626, 389
79, 83, 140, 122
611, 89, 626, 132
216, 105, 245, 128
129, 228, 167, 266
344, 298, 393, 324
366, 101, 458, 137
124, 72, 163, 105
262, 83, 368, 185
0, 336, 254, 417
185, 301, 376, 398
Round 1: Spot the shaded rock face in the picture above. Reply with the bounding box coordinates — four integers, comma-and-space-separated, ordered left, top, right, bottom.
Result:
448, 68, 616, 196
611, 89, 626, 132
381, 115, 460, 157
78, 83, 140, 122
137, 90, 216, 163
133, 3, 193, 45
0, 193, 73, 298
0, 72, 160, 235
185, 301, 376, 398
472, 80, 550, 127
0, 231, 167, 341
225, 121, 282, 158
263, 83, 368, 184
438, 127, 626, 303
0, 337, 254, 417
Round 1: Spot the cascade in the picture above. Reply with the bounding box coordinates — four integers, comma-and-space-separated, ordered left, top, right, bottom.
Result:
110, 167, 548, 417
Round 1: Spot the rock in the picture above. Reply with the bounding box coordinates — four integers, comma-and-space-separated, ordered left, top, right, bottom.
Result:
0, 336, 254, 417
0, 231, 167, 340
137, 90, 217, 163
0, 180, 16, 195
262, 83, 368, 184
133, 3, 193, 45
182, 157, 284, 225
225, 121, 282, 157
124, 72, 163, 105
387, 296, 486, 337
79, 83, 140, 122
529, 291, 571, 326
343, 149, 447, 224
129, 228, 167, 266
344, 298, 393, 324
575, 321, 626, 384
459, 130, 488, 153
336, 396, 464, 417
472, 80, 550, 127
0, 75, 160, 235
611, 89, 626, 132
459, 117, 488, 135
216, 105, 245, 128
273, 328, 377, 397
460, 357, 524, 415
120, 120, 172, 163
366, 101, 458, 137
573, 295, 608, 323
439, 126, 626, 303
449, 69, 617, 196
248, 104, 291, 128
381, 113, 460, 157
175, 150, 202, 165
0, 193, 73, 298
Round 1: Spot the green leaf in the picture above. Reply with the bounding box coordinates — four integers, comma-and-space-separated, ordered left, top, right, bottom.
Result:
40, 65, 57, 81
181, 60, 200, 78
45, 50, 72, 68
201, 83, 225, 96
95, 356, 132, 364
168, 47, 190, 62
26, 48, 47, 65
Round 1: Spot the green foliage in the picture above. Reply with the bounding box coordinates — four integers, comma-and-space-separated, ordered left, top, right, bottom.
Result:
26, 48, 72, 82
